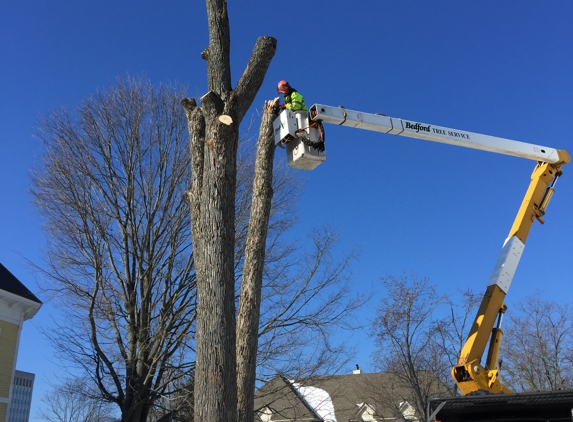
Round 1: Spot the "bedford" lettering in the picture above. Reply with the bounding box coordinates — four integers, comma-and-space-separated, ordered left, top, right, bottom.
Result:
405, 122, 431, 133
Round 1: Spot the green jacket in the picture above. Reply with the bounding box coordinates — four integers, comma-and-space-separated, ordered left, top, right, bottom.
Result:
284, 90, 307, 111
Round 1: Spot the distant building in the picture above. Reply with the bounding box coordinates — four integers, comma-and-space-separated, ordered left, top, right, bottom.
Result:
8, 371, 34, 422
0, 263, 42, 422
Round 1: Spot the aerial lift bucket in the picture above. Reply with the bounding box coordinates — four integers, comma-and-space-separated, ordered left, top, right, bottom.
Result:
273, 110, 325, 171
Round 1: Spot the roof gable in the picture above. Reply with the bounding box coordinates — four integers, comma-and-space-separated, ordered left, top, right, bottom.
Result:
255, 377, 321, 421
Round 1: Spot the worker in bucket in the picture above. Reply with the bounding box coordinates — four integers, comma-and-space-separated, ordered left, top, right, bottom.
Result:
277, 80, 308, 111
277, 80, 325, 151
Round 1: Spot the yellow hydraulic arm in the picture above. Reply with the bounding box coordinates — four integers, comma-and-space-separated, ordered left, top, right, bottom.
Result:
452, 151, 570, 395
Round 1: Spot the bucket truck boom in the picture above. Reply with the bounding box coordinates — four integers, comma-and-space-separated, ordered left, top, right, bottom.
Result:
273, 104, 570, 396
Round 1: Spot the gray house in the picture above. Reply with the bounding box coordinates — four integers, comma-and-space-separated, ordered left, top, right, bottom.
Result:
255, 369, 449, 422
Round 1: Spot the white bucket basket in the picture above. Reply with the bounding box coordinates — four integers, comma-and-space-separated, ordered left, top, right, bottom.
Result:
273, 110, 325, 170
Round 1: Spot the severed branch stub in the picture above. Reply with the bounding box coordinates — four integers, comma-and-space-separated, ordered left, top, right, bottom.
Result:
218, 115, 233, 125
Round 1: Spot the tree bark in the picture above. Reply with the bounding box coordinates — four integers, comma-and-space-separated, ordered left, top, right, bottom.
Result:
236, 98, 280, 422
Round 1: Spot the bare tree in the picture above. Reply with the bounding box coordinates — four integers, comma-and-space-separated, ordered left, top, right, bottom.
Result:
257, 228, 362, 381
433, 288, 480, 376
32, 77, 196, 422
33, 74, 363, 422
33, 4, 365, 421
38, 378, 116, 422
181, 1, 276, 420
372, 274, 457, 418
232, 110, 364, 417
231, 111, 363, 394
502, 292, 573, 391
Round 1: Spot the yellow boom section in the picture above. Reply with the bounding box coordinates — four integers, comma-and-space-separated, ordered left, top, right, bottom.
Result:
452, 150, 570, 395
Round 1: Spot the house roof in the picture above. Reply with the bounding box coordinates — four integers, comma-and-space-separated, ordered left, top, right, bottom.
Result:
255, 372, 446, 422
0, 263, 42, 304
255, 377, 320, 421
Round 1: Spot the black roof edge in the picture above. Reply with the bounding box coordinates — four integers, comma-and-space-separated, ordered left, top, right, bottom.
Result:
0, 263, 42, 304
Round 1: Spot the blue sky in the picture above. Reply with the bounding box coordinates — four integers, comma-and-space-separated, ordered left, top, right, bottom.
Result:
2, 1, 573, 419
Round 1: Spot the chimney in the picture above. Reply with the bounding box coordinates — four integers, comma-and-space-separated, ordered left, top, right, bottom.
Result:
353, 364, 361, 375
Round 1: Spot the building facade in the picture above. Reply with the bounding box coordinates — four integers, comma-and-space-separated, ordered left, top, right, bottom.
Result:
0, 264, 42, 422
7, 371, 34, 422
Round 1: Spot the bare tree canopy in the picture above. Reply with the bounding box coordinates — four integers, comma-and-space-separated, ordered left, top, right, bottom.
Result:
502, 292, 573, 391
372, 274, 473, 417
38, 378, 116, 422
31, 77, 196, 422
257, 228, 362, 381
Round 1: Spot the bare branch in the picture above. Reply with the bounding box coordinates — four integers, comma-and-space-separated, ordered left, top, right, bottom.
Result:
204, 0, 232, 97
230, 37, 278, 123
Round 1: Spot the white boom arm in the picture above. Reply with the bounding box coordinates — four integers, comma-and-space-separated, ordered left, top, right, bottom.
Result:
309, 104, 562, 163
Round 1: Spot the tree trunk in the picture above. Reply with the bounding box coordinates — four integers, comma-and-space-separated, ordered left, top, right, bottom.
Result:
236, 98, 280, 422
183, 91, 238, 422
183, 2, 276, 420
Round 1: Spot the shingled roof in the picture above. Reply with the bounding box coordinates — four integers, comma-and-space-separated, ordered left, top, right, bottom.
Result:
255, 372, 449, 422
0, 263, 42, 304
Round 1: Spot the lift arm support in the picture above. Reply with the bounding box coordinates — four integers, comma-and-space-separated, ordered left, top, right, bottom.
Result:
452, 160, 567, 394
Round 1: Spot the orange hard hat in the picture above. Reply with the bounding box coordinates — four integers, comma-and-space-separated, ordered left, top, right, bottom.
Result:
277, 80, 289, 94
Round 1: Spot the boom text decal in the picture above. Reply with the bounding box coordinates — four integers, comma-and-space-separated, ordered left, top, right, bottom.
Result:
406, 121, 471, 140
